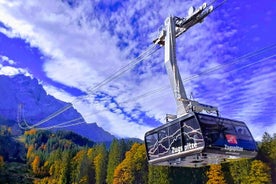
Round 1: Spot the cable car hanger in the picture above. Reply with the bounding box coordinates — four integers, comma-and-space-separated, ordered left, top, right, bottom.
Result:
153, 2, 220, 119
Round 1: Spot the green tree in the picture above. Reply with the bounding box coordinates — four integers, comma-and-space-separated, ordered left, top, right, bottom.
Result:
58, 151, 72, 184
258, 132, 276, 183
148, 165, 170, 184
106, 139, 127, 184
86, 148, 96, 184
228, 159, 251, 184
206, 164, 226, 184
71, 150, 90, 184
248, 160, 271, 184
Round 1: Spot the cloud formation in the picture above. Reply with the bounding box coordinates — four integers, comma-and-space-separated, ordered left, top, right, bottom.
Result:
0, 0, 275, 140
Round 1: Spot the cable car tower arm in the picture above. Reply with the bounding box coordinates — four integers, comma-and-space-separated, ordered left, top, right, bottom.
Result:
153, 3, 218, 118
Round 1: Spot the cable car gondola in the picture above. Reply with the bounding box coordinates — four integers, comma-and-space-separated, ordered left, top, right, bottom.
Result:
144, 3, 258, 167
145, 112, 258, 167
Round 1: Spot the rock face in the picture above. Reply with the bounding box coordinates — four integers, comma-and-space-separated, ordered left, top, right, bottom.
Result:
0, 74, 115, 142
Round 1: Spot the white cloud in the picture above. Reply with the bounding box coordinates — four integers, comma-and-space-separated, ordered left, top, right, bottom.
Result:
0, 0, 275, 139
0, 65, 31, 76
0, 55, 15, 65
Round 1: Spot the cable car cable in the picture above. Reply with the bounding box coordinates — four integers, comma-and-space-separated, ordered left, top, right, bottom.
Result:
19, 44, 160, 129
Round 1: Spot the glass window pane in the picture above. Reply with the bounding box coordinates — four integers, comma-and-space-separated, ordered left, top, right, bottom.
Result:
158, 128, 169, 156
146, 133, 159, 159
182, 118, 204, 151
198, 115, 223, 146
235, 126, 253, 141
169, 122, 183, 154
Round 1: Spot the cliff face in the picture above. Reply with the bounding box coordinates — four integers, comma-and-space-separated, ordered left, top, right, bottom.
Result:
0, 74, 115, 142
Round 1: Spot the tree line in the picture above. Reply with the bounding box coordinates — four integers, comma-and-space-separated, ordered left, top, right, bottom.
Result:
0, 127, 275, 183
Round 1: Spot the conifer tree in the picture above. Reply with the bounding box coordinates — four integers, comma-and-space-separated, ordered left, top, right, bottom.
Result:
71, 150, 90, 184
206, 164, 226, 184
106, 139, 122, 184
258, 132, 276, 183
228, 159, 251, 184
58, 151, 72, 184
86, 148, 96, 184
148, 165, 170, 184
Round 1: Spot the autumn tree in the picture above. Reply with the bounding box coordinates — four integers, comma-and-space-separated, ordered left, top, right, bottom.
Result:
206, 164, 226, 184
248, 160, 271, 184
113, 143, 148, 184
32, 155, 41, 176
93, 144, 108, 184
106, 139, 127, 184
24, 128, 37, 136
42, 150, 73, 184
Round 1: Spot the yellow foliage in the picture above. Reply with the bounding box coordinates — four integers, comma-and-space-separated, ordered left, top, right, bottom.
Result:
113, 163, 134, 184
87, 148, 93, 159
73, 150, 86, 163
248, 160, 272, 184
113, 143, 147, 184
32, 155, 40, 175
79, 176, 89, 184
34, 177, 58, 184
24, 128, 37, 135
207, 164, 226, 184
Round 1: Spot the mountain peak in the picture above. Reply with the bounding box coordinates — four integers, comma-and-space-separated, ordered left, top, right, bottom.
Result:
0, 74, 115, 142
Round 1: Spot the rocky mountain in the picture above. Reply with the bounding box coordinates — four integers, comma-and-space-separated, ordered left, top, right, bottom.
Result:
0, 74, 115, 142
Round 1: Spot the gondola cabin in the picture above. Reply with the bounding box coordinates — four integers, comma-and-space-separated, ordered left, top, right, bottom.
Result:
144, 113, 258, 167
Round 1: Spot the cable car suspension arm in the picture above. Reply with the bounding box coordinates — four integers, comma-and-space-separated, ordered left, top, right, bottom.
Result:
153, 2, 220, 118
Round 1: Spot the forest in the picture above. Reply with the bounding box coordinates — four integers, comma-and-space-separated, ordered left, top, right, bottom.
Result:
0, 125, 275, 184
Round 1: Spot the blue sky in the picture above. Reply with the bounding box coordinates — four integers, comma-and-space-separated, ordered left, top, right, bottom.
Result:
0, 0, 275, 140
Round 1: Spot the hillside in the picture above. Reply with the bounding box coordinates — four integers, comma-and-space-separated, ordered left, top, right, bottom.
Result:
0, 126, 96, 183
0, 74, 115, 142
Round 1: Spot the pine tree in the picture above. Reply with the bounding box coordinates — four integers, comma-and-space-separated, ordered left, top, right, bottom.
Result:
58, 151, 72, 184
206, 164, 226, 184
148, 165, 170, 184
258, 132, 276, 183
106, 139, 121, 184
86, 148, 96, 184
228, 159, 251, 184
71, 150, 90, 184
